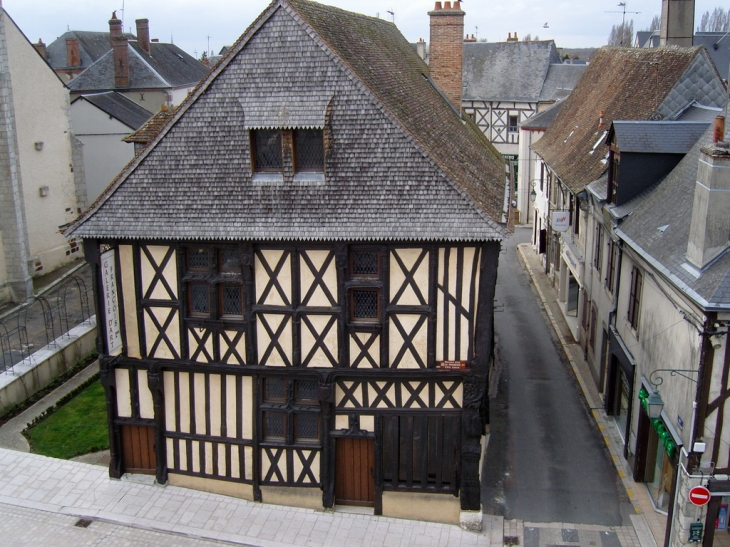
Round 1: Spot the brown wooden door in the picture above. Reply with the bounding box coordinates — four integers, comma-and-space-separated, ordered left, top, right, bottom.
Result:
120, 425, 156, 475
335, 437, 374, 507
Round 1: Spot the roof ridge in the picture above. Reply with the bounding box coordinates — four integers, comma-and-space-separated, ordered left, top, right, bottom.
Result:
128, 44, 170, 87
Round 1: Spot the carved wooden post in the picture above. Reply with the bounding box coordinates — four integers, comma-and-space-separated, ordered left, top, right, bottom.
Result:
148, 361, 167, 484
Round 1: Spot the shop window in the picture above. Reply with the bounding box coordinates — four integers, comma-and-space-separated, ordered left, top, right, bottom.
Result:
627, 266, 643, 331
261, 378, 320, 445
645, 425, 673, 512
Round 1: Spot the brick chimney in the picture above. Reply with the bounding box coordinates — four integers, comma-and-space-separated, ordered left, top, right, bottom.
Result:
33, 39, 47, 60
111, 36, 130, 88
136, 18, 150, 54
109, 11, 123, 46
65, 38, 80, 67
428, 1, 465, 111
660, 0, 695, 46
686, 120, 730, 270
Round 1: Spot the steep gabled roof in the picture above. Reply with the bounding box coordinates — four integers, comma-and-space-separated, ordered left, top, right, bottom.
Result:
68, 41, 208, 92
520, 100, 564, 131
67, 0, 507, 242
122, 105, 177, 144
609, 121, 712, 154
463, 40, 562, 102
73, 91, 152, 130
616, 125, 730, 310
539, 63, 586, 102
46, 30, 135, 71
532, 46, 726, 193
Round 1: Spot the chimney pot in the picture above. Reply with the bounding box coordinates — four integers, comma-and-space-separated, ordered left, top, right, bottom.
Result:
33, 39, 47, 60
109, 11, 123, 47
444, 1, 451, 9
713, 116, 726, 144
136, 18, 151, 54
434, 2, 442, 10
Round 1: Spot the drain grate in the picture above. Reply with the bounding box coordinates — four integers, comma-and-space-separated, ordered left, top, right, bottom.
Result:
74, 518, 93, 528
504, 536, 520, 545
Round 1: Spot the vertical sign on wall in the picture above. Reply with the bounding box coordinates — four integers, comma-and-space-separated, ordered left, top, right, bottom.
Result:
101, 249, 123, 356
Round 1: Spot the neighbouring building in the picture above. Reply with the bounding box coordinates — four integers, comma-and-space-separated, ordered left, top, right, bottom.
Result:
67, 0, 509, 528
122, 104, 177, 155
68, 15, 209, 112
0, 4, 85, 304
70, 92, 152, 203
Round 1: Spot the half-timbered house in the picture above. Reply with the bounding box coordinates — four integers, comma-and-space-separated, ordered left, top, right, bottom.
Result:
67, 0, 508, 528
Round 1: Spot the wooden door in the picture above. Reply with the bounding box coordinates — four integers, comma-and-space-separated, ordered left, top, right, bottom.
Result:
120, 425, 156, 475
335, 437, 374, 507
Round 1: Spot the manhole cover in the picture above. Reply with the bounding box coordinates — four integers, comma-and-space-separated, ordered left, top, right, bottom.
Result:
74, 518, 93, 528
504, 536, 520, 545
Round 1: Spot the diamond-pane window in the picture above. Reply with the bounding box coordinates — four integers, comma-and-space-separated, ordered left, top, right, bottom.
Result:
352, 290, 379, 320
294, 129, 324, 171
219, 285, 243, 317
220, 249, 241, 273
189, 284, 209, 316
352, 251, 379, 276
295, 413, 319, 441
264, 412, 286, 439
296, 380, 319, 403
253, 130, 282, 170
187, 248, 210, 271
265, 378, 287, 402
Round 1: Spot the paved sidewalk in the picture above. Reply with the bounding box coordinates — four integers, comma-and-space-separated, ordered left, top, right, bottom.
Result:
516, 241, 663, 547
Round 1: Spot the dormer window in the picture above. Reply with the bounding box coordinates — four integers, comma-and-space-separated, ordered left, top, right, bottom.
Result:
607, 145, 620, 205
294, 129, 324, 172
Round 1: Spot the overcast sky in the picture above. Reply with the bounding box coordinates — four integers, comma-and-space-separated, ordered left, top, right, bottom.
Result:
3, 0, 723, 58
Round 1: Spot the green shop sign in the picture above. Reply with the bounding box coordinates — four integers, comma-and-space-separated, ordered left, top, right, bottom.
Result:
639, 387, 678, 459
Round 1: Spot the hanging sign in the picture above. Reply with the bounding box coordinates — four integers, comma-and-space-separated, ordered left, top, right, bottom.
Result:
689, 522, 703, 543
688, 485, 711, 506
552, 211, 570, 232
101, 249, 123, 356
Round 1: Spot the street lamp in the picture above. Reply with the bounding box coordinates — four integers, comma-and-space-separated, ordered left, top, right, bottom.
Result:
647, 368, 700, 419
530, 180, 539, 202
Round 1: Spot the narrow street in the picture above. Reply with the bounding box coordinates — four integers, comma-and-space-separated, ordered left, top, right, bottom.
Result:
482, 226, 633, 526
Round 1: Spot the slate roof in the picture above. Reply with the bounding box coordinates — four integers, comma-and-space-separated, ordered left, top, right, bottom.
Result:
531, 46, 726, 194
46, 30, 135, 71
539, 63, 586, 102
520, 100, 564, 130
615, 125, 730, 310
122, 105, 176, 143
694, 32, 730, 80
73, 91, 152, 130
68, 41, 209, 92
609, 121, 712, 154
68, 0, 507, 242
463, 40, 562, 102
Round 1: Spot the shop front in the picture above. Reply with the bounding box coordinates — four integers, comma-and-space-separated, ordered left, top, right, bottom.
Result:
704, 480, 730, 547
605, 326, 635, 448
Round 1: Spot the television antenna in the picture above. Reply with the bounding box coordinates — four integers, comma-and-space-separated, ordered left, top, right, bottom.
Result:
605, 2, 640, 46
387, 8, 395, 23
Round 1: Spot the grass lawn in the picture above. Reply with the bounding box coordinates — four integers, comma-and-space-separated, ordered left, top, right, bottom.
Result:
26, 380, 109, 459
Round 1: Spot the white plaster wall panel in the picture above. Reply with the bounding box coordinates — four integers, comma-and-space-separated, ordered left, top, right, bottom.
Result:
262, 449, 274, 481
6, 15, 78, 274
716, 439, 730, 470
299, 250, 337, 306
217, 446, 227, 477
191, 440, 200, 473
230, 445, 241, 479
117, 89, 168, 112
257, 314, 293, 366
166, 438, 174, 469
220, 330, 246, 365
178, 372, 191, 434
437, 248, 446, 361
194, 373, 206, 435
349, 332, 379, 368
436, 382, 463, 409
119, 245, 141, 358
205, 442, 214, 474
336, 381, 364, 408
242, 376, 254, 439
360, 415, 374, 431
335, 414, 348, 429
115, 368, 132, 417
374, 382, 398, 408
255, 250, 292, 306
164, 371, 176, 431
436, 247, 478, 361
389, 314, 428, 368
209, 374, 222, 437
294, 450, 320, 483
140, 246, 178, 300
188, 327, 214, 363
179, 439, 188, 471
244, 446, 253, 480
400, 381, 428, 408
226, 375, 237, 438
301, 314, 337, 367
137, 369, 154, 420
471, 248, 482, 359
143, 308, 180, 359
389, 248, 428, 306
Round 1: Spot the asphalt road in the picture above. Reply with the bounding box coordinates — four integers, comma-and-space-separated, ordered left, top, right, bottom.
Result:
481, 226, 632, 525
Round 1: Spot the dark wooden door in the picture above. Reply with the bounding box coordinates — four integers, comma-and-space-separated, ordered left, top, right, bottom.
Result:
120, 425, 156, 475
335, 437, 374, 507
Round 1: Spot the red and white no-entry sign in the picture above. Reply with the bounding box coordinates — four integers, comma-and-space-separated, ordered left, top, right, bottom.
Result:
688, 486, 711, 506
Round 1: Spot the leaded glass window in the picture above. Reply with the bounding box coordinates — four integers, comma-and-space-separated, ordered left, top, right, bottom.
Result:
219, 284, 243, 317
296, 380, 319, 402
295, 413, 319, 441
265, 378, 287, 402
351, 251, 379, 277
253, 130, 282, 170
294, 129, 324, 171
187, 248, 210, 271
352, 290, 379, 320
189, 284, 209, 316
220, 249, 242, 273
264, 412, 286, 439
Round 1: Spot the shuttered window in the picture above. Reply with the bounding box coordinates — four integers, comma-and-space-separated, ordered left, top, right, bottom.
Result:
627, 266, 642, 330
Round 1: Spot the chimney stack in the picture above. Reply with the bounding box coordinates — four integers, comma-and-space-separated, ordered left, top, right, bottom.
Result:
660, 0, 695, 47
65, 38, 80, 67
136, 19, 150, 54
109, 11, 123, 46
686, 130, 730, 270
416, 38, 427, 60
33, 39, 47, 60
428, 0, 465, 111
